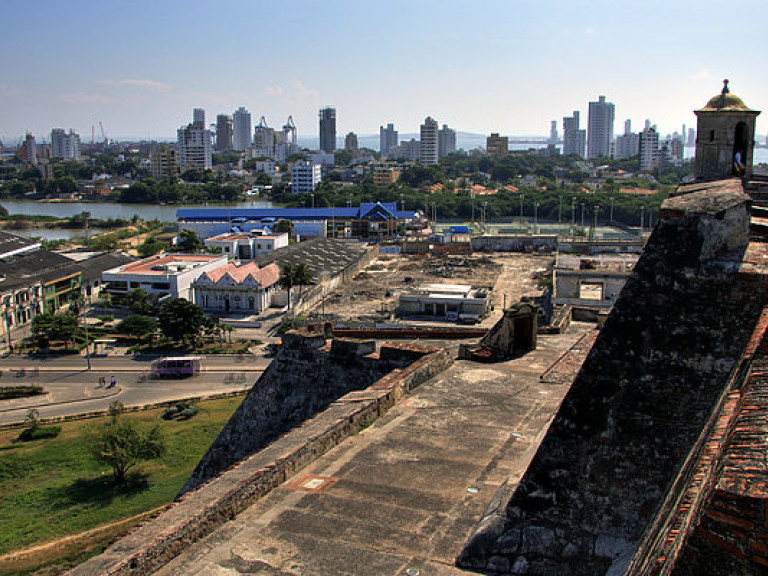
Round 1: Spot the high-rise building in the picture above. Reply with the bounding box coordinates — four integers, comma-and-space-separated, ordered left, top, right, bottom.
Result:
150, 144, 179, 180
438, 124, 456, 158
290, 161, 322, 194
614, 119, 639, 159
562, 111, 586, 157
486, 133, 509, 156
687, 128, 696, 148
215, 114, 233, 151
549, 120, 559, 143
18, 133, 37, 165
587, 95, 615, 159
398, 139, 421, 161
380, 123, 398, 156
420, 117, 439, 165
193, 108, 205, 128
344, 132, 358, 151
50, 128, 81, 160
319, 107, 336, 153
253, 116, 276, 158
233, 107, 252, 151
177, 122, 213, 171
639, 124, 660, 172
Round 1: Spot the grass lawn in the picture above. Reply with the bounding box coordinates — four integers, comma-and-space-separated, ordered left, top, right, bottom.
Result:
0, 396, 243, 575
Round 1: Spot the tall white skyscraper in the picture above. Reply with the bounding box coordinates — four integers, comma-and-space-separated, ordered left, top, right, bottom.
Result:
563, 111, 586, 157
639, 124, 660, 171
50, 128, 81, 160
233, 107, 252, 151
438, 124, 456, 158
587, 95, 615, 159
177, 123, 213, 170
420, 117, 439, 165
614, 119, 639, 159
380, 123, 398, 156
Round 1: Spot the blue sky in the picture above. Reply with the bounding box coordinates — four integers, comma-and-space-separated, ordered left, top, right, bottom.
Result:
1, 0, 766, 143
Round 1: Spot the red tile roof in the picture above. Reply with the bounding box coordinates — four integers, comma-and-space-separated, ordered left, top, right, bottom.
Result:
204, 261, 280, 287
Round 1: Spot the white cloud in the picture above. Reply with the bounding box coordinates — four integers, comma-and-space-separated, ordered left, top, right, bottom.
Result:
693, 69, 710, 80
264, 80, 318, 101
98, 79, 172, 92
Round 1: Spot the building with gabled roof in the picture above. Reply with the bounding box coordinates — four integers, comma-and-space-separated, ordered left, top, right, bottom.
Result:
192, 261, 280, 314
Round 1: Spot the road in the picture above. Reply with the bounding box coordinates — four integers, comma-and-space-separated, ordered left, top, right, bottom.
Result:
0, 352, 272, 425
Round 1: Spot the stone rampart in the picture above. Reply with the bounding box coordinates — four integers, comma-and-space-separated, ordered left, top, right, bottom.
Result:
457, 180, 767, 574
67, 339, 452, 576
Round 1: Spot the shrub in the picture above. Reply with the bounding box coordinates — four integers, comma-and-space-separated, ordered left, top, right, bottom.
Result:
0, 385, 44, 400
18, 425, 61, 442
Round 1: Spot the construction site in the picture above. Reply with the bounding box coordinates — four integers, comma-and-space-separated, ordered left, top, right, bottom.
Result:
308, 252, 552, 329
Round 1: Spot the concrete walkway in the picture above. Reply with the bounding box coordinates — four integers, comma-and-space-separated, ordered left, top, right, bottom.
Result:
155, 322, 596, 576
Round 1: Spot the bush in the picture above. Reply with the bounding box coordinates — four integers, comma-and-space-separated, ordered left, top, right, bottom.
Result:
18, 425, 61, 442
162, 402, 199, 421
0, 385, 44, 400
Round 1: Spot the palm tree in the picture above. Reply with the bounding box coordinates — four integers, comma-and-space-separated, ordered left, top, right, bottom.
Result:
279, 262, 314, 309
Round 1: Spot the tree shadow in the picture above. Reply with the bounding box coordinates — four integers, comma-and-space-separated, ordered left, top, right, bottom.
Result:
49, 473, 151, 510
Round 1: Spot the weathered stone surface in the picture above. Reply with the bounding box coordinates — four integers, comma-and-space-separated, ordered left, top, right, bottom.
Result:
458, 181, 767, 574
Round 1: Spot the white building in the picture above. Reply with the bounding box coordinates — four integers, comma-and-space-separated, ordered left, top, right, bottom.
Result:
204, 231, 289, 260
51, 128, 81, 161
233, 107, 252, 151
587, 96, 615, 159
291, 161, 322, 194
380, 123, 398, 156
420, 116, 439, 165
102, 253, 227, 301
177, 123, 213, 171
398, 283, 491, 323
563, 111, 586, 157
639, 125, 660, 172
438, 124, 456, 158
193, 261, 280, 314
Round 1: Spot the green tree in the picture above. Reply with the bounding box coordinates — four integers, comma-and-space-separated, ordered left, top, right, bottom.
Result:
254, 172, 272, 186
86, 416, 165, 483
157, 298, 206, 343
125, 288, 156, 315
279, 262, 313, 309
31, 312, 79, 349
137, 236, 166, 258
175, 229, 204, 252
273, 219, 293, 234
116, 315, 157, 338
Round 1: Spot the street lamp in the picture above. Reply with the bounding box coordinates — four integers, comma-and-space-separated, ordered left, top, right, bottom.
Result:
640, 206, 645, 236
580, 203, 585, 228
310, 193, 315, 209
534, 202, 539, 234
519, 194, 524, 220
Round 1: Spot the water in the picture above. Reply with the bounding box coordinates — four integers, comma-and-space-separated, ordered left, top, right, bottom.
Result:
0, 199, 272, 223
11, 228, 106, 242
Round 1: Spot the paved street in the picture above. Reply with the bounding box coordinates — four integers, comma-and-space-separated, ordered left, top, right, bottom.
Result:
0, 352, 271, 425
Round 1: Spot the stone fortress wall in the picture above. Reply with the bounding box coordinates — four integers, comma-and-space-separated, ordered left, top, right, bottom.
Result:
68, 329, 452, 576
458, 179, 768, 574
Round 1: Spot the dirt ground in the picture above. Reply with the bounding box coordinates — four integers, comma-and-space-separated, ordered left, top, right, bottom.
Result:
311, 252, 554, 324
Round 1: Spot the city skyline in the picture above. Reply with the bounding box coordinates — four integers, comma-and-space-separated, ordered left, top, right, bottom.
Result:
1, 0, 767, 143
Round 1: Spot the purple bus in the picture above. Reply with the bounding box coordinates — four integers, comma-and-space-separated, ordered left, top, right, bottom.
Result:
150, 356, 202, 378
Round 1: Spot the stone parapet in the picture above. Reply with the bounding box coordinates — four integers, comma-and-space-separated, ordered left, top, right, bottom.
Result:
67, 345, 452, 576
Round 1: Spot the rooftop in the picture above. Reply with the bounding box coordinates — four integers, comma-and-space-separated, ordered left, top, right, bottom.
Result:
106, 253, 224, 276
202, 261, 280, 286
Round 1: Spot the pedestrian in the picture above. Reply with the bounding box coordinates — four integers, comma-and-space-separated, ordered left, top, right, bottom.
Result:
99, 376, 105, 388
110, 375, 116, 388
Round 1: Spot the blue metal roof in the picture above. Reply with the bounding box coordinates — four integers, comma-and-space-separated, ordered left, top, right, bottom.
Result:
177, 204, 414, 222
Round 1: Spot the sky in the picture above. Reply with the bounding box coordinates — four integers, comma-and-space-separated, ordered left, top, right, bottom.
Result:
1, 0, 767, 144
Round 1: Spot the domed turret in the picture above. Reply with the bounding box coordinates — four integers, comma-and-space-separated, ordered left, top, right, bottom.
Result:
694, 80, 760, 181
